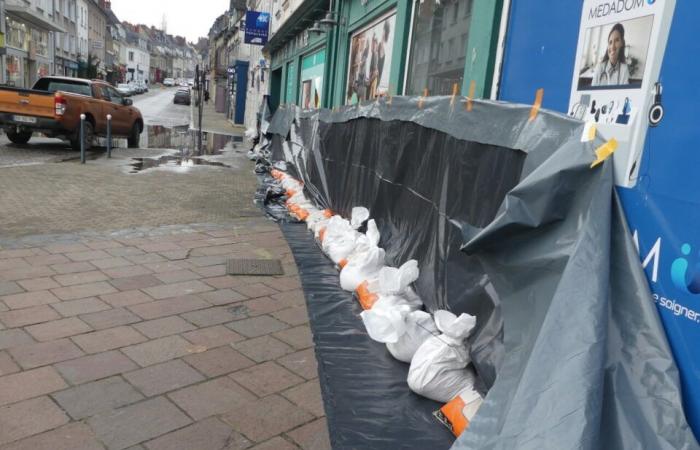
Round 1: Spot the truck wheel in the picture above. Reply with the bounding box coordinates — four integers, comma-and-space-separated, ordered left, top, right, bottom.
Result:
7, 130, 32, 145
127, 122, 141, 148
70, 121, 93, 151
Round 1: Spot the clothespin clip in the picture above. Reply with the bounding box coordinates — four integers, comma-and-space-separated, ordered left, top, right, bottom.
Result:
591, 138, 618, 168
418, 88, 428, 109
450, 83, 459, 110
528, 88, 544, 122
466, 80, 476, 112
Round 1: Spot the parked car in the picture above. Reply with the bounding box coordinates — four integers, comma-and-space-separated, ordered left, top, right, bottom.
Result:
116, 83, 133, 96
136, 81, 148, 93
187, 78, 194, 87
163, 78, 175, 87
173, 87, 191, 105
0, 76, 144, 150
130, 82, 144, 95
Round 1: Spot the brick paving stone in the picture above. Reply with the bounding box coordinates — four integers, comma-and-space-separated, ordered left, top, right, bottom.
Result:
0, 282, 23, 297
55, 350, 139, 385
144, 417, 252, 450
179, 306, 237, 327
230, 361, 304, 397
0, 367, 67, 406
183, 346, 255, 377
108, 275, 162, 291
0, 421, 105, 450
199, 289, 248, 306
233, 336, 294, 364
262, 277, 301, 292
106, 247, 146, 258
80, 308, 141, 330
221, 394, 313, 443
65, 250, 112, 262
52, 376, 144, 419
25, 317, 92, 342
0, 329, 34, 350
181, 325, 244, 349
15, 277, 60, 292
273, 326, 314, 351
128, 295, 210, 320
46, 243, 91, 254
271, 307, 310, 326
190, 265, 227, 278
187, 256, 228, 268
168, 377, 256, 420
121, 335, 195, 367
202, 276, 251, 290
276, 349, 319, 381
53, 270, 109, 287
154, 270, 201, 284
90, 257, 134, 270
1, 290, 60, 309
157, 249, 189, 261
0, 249, 40, 259
52, 297, 111, 317
233, 283, 279, 299
241, 297, 288, 317
125, 254, 167, 265
0, 351, 20, 376
87, 396, 192, 450
9, 338, 84, 369
286, 418, 331, 450
271, 290, 306, 308
23, 254, 70, 267
0, 259, 29, 273
50, 261, 96, 275
142, 262, 188, 274
247, 437, 299, 450
123, 360, 205, 397
72, 326, 148, 354
281, 381, 325, 418
134, 316, 196, 339
102, 265, 153, 279
85, 240, 124, 250
227, 315, 289, 338
138, 242, 182, 253
0, 305, 61, 328
143, 280, 213, 300
2, 266, 55, 282
51, 281, 117, 301
100, 290, 154, 308
0, 397, 70, 446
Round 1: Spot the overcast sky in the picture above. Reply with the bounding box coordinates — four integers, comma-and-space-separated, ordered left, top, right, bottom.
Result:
111, 0, 230, 43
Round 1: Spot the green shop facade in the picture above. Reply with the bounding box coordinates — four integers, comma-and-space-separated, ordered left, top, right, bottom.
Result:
264, 0, 504, 111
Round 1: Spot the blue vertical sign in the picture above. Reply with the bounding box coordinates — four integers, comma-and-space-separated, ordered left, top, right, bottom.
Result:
245, 11, 270, 45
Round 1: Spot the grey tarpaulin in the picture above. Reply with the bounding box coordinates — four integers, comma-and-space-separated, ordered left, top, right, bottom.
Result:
260, 96, 698, 449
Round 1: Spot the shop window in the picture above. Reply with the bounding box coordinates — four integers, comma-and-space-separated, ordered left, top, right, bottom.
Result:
7, 17, 28, 51
299, 49, 325, 108
32, 29, 49, 57
6, 55, 21, 87
405, 0, 473, 95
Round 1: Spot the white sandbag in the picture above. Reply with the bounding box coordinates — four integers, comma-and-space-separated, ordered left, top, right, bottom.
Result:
350, 207, 370, 229
345, 220, 380, 262
326, 232, 360, 265
407, 310, 477, 402
387, 310, 438, 363
360, 302, 413, 343
339, 245, 385, 292
377, 260, 419, 295
244, 127, 257, 140
321, 216, 354, 254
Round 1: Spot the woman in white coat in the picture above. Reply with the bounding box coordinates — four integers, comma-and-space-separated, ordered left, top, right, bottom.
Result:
592, 23, 630, 87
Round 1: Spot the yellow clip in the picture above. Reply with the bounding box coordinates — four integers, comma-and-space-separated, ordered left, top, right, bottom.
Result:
418, 88, 428, 109
529, 88, 544, 121
591, 138, 618, 168
588, 124, 597, 141
466, 80, 476, 112
450, 83, 459, 108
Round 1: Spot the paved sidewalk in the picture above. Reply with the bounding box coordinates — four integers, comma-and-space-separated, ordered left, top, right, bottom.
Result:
0, 219, 330, 450
190, 96, 247, 137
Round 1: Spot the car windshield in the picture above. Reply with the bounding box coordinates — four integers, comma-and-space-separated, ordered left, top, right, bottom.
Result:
33, 78, 92, 96
118, 84, 129, 89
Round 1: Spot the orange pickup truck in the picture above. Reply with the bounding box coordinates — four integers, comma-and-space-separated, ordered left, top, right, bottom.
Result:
0, 76, 144, 150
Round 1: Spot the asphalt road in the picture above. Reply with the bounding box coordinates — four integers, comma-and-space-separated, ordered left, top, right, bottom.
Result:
132, 86, 192, 128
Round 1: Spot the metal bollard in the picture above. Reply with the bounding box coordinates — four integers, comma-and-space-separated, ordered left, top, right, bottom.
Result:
106, 114, 112, 158
80, 113, 86, 164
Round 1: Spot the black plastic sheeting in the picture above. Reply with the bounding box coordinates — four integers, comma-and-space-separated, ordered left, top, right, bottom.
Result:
257, 97, 698, 450
281, 222, 454, 450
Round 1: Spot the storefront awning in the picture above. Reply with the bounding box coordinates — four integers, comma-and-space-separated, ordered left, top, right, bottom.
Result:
6, 5, 66, 33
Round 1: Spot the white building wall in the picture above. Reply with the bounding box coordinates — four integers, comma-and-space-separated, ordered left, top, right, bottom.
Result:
76, 0, 88, 61
244, 0, 272, 131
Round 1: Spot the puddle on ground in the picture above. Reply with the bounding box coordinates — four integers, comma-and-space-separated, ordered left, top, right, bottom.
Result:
124, 125, 244, 174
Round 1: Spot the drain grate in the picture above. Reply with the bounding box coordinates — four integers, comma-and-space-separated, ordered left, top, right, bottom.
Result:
226, 258, 284, 276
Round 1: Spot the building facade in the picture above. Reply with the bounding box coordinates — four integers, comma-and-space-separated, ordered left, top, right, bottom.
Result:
53, 0, 79, 77
5, 0, 64, 87
86, 0, 107, 76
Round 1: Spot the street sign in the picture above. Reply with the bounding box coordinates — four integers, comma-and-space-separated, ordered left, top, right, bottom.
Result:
244, 11, 270, 45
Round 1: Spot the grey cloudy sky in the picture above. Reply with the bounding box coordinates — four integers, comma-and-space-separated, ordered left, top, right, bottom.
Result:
111, 0, 230, 43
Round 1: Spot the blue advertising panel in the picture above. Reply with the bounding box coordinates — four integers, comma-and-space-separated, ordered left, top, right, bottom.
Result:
245, 11, 270, 45
498, 0, 700, 438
